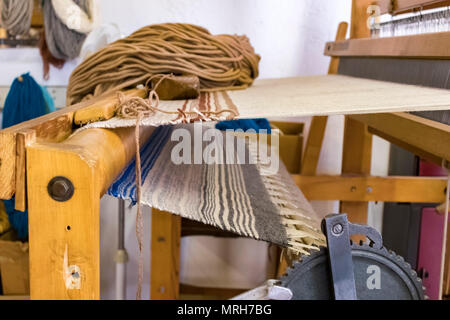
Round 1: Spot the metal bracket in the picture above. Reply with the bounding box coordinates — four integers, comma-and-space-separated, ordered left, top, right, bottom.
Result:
322, 213, 384, 300
322, 213, 357, 300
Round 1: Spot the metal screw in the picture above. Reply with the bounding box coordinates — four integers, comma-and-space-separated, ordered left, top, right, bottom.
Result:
332, 223, 343, 235
366, 186, 373, 194
47, 176, 74, 202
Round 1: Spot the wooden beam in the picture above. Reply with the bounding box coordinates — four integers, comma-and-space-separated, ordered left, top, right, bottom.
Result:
342, 1, 374, 237
27, 143, 101, 299
26, 125, 154, 299
349, 112, 450, 164
301, 116, 329, 175
73, 88, 146, 125
340, 118, 372, 232
325, 31, 450, 59
328, 22, 349, 74
0, 88, 145, 200
301, 22, 348, 175
350, 0, 373, 39
151, 209, 181, 300
293, 175, 447, 202
14, 130, 36, 211
377, 0, 450, 15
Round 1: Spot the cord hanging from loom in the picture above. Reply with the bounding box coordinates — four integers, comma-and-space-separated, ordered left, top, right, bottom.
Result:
67, 23, 261, 105
120, 73, 238, 299
0, 0, 34, 36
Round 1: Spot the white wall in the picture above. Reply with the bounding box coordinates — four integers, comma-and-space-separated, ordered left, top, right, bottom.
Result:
1, 0, 390, 299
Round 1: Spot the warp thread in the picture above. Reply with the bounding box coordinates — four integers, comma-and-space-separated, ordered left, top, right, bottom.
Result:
118, 74, 238, 299
67, 23, 260, 105
39, 29, 66, 80
0, 0, 34, 36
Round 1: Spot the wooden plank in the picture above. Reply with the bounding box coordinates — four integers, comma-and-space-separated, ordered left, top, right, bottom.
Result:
328, 22, 349, 74
26, 125, 154, 299
351, 0, 372, 39
301, 22, 348, 175
293, 175, 447, 202
0, 132, 16, 199
0, 88, 145, 200
340, 117, 372, 232
14, 130, 36, 211
151, 209, 181, 300
325, 31, 450, 59
301, 116, 328, 175
377, 0, 450, 15
349, 113, 450, 164
73, 88, 146, 125
27, 144, 101, 299
341, 1, 373, 237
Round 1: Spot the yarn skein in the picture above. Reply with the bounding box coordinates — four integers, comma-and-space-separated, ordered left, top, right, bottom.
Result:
67, 23, 261, 105
0, 0, 34, 36
43, 0, 90, 60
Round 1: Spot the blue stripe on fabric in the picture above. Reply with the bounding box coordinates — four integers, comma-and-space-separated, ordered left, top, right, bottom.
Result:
107, 125, 173, 203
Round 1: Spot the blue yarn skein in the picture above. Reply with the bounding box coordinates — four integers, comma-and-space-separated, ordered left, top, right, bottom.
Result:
1, 73, 50, 240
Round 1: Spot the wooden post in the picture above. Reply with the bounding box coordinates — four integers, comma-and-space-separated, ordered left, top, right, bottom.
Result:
150, 209, 181, 300
26, 126, 154, 299
27, 144, 101, 299
301, 21, 348, 175
340, 0, 374, 235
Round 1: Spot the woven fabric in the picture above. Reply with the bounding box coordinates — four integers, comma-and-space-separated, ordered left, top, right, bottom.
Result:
79, 74, 450, 131
108, 124, 324, 253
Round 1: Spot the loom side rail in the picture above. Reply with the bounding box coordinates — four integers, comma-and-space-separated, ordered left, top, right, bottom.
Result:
25, 124, 154, 299
0, 88, 145, 202
324, 31, 450, 58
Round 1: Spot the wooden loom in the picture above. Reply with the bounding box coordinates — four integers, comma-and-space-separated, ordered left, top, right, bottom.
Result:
0, 0, 449, 300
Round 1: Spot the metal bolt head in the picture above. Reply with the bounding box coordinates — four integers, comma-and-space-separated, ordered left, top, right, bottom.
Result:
48, 176, 74, 202
332, 223, 343, 235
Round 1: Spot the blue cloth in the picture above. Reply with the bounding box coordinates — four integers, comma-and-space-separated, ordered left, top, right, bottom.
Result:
2, 73, 48, 129
108, 125, 173, 204
40, 85, 56, 113
215, 118, 271, 134
1, 73, 52, 240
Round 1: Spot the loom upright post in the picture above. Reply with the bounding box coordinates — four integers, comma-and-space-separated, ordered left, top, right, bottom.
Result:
115, 198, 128, 300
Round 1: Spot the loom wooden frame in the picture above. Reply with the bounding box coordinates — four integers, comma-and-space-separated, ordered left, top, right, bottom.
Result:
0, 0, 448, 300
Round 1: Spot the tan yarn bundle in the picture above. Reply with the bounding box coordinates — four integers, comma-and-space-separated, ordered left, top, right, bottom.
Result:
67, 23, 261, 105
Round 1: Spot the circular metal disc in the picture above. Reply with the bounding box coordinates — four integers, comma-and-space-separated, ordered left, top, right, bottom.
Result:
280, 243, 425, 300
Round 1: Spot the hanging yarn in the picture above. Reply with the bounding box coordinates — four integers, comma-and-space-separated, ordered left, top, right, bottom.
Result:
39, 29, 65, 80
0, 0, 34, 36
43, 0, 90, 61
51, 0, 97, 34
67, 23, 261, 105
1, 73, 52, 240
2, 73, 48, 128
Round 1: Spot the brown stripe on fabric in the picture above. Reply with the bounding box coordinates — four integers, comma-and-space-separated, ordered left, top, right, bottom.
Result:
174, 99, 189, 122
221, 91, 239, 119
213, 91, 221, 113
240, 163, 288, 246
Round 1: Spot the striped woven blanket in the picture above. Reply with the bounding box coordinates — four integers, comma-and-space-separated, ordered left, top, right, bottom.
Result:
107, 123, 324, 253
